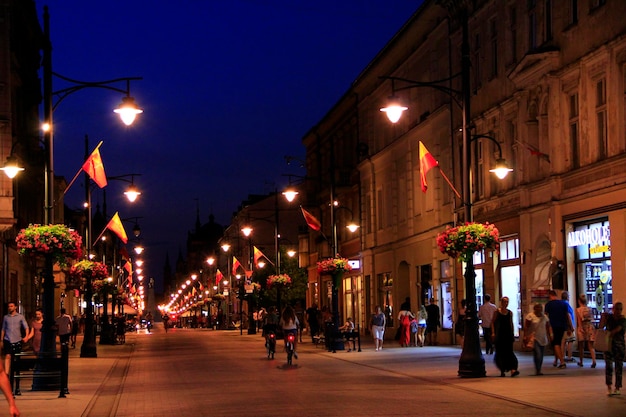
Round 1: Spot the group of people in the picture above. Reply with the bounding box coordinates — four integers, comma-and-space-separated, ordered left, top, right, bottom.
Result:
370, 297, 440, 352
483, 290, 625, 395
0, 303, 82, 417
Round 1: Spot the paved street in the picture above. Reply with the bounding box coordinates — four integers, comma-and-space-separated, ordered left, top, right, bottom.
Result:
10, 326, 625, 416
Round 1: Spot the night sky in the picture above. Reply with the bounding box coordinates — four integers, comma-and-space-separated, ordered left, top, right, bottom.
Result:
37, 0, 421, 290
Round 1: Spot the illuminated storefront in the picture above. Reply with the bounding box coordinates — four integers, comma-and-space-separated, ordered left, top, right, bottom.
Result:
567, 218, 612, 325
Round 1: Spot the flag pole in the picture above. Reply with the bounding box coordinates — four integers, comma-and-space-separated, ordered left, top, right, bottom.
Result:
64, 140, 104, 194
438, 166, 461, 200
92, 225, 108, 247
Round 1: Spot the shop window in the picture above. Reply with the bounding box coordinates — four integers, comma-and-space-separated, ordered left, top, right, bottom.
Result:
569, 219, 611, 324
441, 280, 453, 330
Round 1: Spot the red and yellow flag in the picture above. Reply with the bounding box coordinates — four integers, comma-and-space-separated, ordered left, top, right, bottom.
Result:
301, 207, 321, 231
215, 269, 224, 285
106, 212, 128, 243
253, 246, 266, 264
232, 256, 242, 276
82, 147, 108, 188
419, 141, 439, 193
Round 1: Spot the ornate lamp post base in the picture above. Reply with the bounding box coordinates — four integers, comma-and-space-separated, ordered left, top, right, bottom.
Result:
458, 316, 485, 378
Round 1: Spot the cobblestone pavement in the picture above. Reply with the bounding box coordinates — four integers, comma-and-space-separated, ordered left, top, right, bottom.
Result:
10, 326, 625, 416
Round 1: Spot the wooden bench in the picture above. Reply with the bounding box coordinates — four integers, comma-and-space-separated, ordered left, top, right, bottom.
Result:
10, 351, 68, 398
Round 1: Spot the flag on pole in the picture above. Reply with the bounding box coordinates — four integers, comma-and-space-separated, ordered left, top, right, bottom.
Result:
232, 256, 242, 276
82, 147, 108, 188
106, 212, 128, 243
301, 207, 321, 231
419, 141, 439, 193
119, 246, 130, 262
253, 246, 268, 264
123, 261, 132, 276
215, 269, 224, 285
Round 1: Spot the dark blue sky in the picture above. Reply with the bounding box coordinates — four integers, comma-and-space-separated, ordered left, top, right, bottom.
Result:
38, 0, 421, 287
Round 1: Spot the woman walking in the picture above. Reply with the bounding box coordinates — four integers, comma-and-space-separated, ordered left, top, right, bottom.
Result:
492, 296, 519, 377
524, 303, 550, 375
370, 306, 386, 351
575, 294, 596, 368
599, 301, 625, 396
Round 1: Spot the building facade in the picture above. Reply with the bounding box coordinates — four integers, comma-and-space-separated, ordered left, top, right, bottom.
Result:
300, 0, 626, 342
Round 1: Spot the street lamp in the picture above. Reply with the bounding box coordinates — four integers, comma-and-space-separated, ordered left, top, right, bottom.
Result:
41, 6, 143, 359
379, 1, 512, 378
42, 6, 143, 225
240, 226, 256, 335
283, 184, 359, 348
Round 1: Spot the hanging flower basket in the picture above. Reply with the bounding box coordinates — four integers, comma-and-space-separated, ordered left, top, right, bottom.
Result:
68, 260, 108, 284
92, 279, 117, 295
436, 222, 500, 262
267, 274, 292, 288
317, 257, 352, 276
16, 224, 82, 266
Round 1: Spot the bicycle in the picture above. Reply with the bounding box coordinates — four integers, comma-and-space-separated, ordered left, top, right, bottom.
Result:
285, 331, 296, 365
265, 330, 276, 359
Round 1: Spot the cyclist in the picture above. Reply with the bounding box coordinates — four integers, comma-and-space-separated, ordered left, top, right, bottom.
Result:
279, 305, 300, 359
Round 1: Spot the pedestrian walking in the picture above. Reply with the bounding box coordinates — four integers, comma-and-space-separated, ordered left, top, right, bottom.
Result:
370, 306, 386, 351
455, 299, 467, 346
416, 305, 427, 347
0, 361, 18, 416
479, 294, 497, 354
70, 315, 79, 348
294, 302, 305, 343
55, 308, 72, 349
305, 304, 320, 343
492, 296, 519, 377
1, 302, 29, 376
425, 298, 440, 346
599, 301, 625, 396
27, 309, 43, 353
544, 290, 573, 368
561, 291, 576, 363
397, 309, 413, 347
524, 303, 550, 375
575, 294, 596, 368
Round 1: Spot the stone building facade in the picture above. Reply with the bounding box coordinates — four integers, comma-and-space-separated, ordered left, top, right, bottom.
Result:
300, 0, 626, 341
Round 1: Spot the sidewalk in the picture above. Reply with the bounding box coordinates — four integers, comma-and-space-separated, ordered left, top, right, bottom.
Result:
9, 333, 136, 417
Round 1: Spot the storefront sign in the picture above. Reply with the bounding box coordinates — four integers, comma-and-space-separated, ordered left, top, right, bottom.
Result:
567, 225, 610, 247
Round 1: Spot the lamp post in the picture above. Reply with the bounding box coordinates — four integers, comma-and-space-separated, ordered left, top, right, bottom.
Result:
220, 243, 232, 330
241, 226, 256, 335
42, 6, 142, 359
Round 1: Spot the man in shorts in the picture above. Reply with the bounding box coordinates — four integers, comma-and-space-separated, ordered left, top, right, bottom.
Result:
1, 302, 29, 376
544, 290, 573, 368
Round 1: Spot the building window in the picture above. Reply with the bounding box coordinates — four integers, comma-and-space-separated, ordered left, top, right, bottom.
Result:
528, 0, 537, 51
490, 19, 498, 79
545, 0, 553, 42
569, 92, 580, 168
570, 0, 578, 25
596, 78, 607, 159
509, 5, 518, 65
